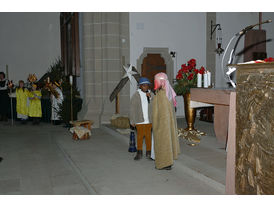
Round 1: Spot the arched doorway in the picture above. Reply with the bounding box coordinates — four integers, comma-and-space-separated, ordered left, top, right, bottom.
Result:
137, 47, 174, 91
141, 54, 166, 90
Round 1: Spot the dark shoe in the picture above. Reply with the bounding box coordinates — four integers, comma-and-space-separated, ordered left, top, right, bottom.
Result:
0, 157, 3, 162
21, 119, 27, 124
54, 120, 61, 125
32, 119, 37, 125
146, 151, 151, 159
134, 150, 142, 160
157, 165, 172, 170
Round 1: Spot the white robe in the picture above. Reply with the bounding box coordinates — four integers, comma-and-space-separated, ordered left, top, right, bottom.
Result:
151, 133, 155, 160
51, 87, 63, 120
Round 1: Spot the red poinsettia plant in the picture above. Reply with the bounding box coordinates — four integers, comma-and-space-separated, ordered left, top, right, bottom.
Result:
173, 58, 205, 95
255, 57, 274, 63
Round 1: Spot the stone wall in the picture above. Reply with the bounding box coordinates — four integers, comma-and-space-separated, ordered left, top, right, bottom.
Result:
79, 12, 130, 128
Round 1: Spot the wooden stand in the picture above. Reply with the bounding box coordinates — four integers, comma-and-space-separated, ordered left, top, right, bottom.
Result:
70, 120, 94, 140
70, 120, 94, 130
73, 132, 90, 140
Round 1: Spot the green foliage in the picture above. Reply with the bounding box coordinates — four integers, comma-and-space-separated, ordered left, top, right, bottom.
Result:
47, 58, 65, 83
57, 79, 82, 124
173, 74, 197, 96
173, 58, 204, 96
41, 58, 83, 124
57, 95, 83, 124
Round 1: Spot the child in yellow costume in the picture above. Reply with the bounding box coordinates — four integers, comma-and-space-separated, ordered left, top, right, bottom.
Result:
28, 84, 42, 125
16, 80, 29, 124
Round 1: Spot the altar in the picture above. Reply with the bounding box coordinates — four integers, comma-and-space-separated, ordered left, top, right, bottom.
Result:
190, 62, 274, 195
190, 88, 235, 146
190, 87, 236, 194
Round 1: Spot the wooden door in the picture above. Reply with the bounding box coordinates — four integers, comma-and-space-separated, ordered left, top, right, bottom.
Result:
141, 54, 166, 90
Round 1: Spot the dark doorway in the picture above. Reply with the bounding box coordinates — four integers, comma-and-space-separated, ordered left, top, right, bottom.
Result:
141, 53, 166, 90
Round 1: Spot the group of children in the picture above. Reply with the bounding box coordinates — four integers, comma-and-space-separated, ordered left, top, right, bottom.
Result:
0, 71, 63, 125
130, 73, 180, 170
15, 80, 42, 124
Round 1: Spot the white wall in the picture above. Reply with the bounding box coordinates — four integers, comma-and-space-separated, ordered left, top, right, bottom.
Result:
262, 12, 274, 57
0, 12, 60, 84
215, 12, 274, 88
129, 12, 206, 117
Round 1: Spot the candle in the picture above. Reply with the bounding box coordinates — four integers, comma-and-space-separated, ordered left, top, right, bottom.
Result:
197, 73, 202, 87
69, 75, 73, 86
47, 77, 50, 84
203, 72, 208, 88
207, 71, 211, 87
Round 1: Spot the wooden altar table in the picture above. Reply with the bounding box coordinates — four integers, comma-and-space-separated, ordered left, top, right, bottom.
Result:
190, 88, 235, 146
190, 88, 236, 195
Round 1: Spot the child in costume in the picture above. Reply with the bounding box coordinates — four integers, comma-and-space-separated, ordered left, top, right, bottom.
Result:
28, 84, 42, 125
50, 81, 63, 125
130, 77, 153, 160
16, 80, 29, 124
0, 72, 9, 121
152, 72, 180, 170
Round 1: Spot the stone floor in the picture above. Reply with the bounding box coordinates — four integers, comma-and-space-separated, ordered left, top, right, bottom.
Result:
0, 118, 226, 195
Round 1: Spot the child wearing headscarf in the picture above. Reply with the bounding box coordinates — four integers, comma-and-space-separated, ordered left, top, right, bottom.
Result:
152, 72, 180, 170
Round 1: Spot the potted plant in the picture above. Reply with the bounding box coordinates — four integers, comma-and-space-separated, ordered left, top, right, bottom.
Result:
173, 58, 205, 130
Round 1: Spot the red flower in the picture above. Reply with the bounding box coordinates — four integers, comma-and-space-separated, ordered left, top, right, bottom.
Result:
187, 59, 196, 68
176, 73, 183, 80
264, 57, 274, 62
194, 69, 199, 74
199, 66, 205, 74
187, 73, 194, 80
181, 64, 186, 69
187, 65, 193, 72
182, 64, 189, 73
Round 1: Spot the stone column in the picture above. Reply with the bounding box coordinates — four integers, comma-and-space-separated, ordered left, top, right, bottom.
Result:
79, 12, 130, 128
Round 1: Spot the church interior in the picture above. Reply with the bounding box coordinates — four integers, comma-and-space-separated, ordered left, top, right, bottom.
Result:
0, 8, 273, 200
